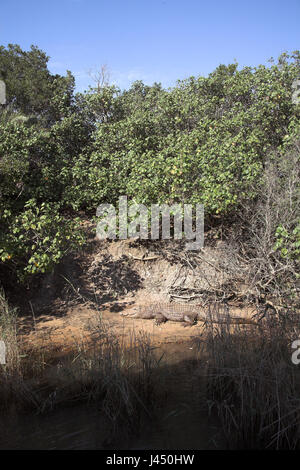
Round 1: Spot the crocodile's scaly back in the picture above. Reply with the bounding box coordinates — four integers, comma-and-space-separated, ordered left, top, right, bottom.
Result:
135, 302, 200, 323
130, 302, 254, 326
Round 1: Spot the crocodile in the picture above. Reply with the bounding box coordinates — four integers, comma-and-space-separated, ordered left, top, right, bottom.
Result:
136, 309, 198, 326
122, 302, 256, 326
122, 303, 198, 325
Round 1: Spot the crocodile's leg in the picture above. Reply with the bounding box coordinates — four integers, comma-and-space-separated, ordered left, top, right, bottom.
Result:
155, 313, 167, 325
182, 314, 198, 327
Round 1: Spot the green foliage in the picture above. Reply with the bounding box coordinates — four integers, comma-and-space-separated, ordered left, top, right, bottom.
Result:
0, 44, 76, 124
0, 199, 85, 279
69, 53, 300, 214
271, 120, 300, 264
0, 44, 299, 282
0, 120, 36, 202
274, 223, 300, 261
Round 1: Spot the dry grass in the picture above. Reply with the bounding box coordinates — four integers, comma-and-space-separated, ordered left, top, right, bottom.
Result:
201, 306, 300, 449
0, 288, 20, 373
46, 319, 162, 436
0, 306, 163, 443
2, 283, 300, 449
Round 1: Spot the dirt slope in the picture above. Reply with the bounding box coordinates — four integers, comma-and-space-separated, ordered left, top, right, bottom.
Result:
18, 236, 255, 355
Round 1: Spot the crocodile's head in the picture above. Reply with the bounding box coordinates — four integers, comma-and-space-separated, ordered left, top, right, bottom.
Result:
120, 306, 139, 317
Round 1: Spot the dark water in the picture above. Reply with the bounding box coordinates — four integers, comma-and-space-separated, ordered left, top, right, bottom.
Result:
0, 345, 224, 450
0, 403, 222, 450
0, 406, 106, 450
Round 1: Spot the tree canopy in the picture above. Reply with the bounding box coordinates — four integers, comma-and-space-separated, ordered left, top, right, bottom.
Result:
0, 44, 299, 280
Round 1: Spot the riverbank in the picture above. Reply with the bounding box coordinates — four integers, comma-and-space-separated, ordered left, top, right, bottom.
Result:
1, 238, 300, 449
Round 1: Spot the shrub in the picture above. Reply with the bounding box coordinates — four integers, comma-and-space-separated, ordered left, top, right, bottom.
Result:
0, 199, 86, 280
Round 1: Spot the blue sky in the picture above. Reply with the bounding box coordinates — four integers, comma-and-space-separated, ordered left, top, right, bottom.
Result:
1, 0, 299, 91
